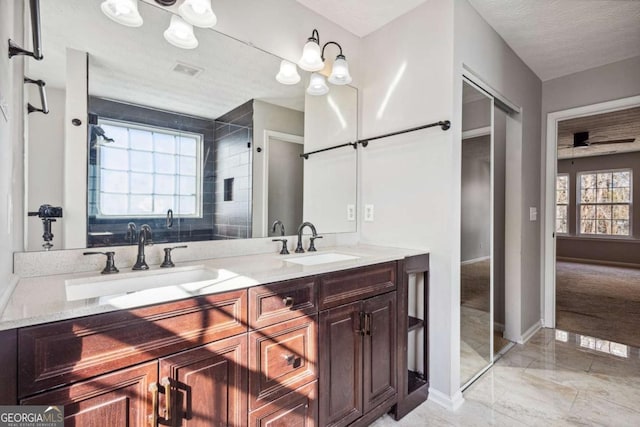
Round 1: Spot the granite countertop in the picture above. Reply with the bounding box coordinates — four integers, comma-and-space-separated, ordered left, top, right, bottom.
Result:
0, 244, 426, 331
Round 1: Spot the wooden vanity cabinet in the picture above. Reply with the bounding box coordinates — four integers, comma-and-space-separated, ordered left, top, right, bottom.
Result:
318, 263, 398, 427
3, 257, 429, 427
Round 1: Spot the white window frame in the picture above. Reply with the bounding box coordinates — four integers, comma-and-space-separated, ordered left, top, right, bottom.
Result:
555, 173, 569, 235
576, 168, 632, 238
95, 119, 204, 219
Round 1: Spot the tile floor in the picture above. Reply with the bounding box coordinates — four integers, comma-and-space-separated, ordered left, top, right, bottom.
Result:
372, 328, 640, 426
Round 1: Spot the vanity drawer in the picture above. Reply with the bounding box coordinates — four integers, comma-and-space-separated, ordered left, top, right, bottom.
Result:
18, 289, 247, 397
318, 262, 397, 310
249, 315, 317, 410
249, 380, 318, 427
249, 276, 317, 329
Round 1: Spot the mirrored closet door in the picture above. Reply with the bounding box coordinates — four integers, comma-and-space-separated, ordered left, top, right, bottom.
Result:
460, 79, 494, 386
460, 77, 513, 388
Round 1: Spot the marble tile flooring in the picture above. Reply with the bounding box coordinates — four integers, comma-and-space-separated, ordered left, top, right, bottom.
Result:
372, 328, 640, 426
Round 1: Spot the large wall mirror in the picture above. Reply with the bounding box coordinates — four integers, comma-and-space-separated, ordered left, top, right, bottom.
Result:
24, 0, 358, 251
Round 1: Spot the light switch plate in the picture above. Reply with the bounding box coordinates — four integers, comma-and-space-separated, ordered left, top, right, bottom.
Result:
347, 204, 355, 221
529, 207, 537, 221
364, 204, 374, 222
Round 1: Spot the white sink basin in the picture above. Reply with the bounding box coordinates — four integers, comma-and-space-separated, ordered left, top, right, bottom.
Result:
65, 265, 219, 301
284, 253, 360, 266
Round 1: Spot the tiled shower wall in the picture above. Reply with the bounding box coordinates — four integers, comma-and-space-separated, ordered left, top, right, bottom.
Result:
213, 100, 253, 239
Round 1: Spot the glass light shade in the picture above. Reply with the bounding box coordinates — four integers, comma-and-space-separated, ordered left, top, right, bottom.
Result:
276, 60, 301, 85
328, 55, 352, 85
100, 0, 143, 27
306, 73, 329, 96
164, 15, 199, 49
298, 40, 324, 72
178, 0, 217, 28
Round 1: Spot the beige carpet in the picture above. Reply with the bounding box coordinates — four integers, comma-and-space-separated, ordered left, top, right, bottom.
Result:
461, 259, 491, 312
556, 261, 640, 349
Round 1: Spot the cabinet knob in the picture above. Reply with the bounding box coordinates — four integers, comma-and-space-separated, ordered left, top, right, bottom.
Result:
283, 354, 295, 365
282, 296, 294, 307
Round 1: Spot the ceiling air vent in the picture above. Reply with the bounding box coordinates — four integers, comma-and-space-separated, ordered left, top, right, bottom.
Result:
172, 62, 203, 78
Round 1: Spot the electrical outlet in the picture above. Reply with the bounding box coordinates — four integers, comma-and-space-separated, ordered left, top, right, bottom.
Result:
364, 204, 374, 222
347, 204, 355, 221
529, 207, 537, 222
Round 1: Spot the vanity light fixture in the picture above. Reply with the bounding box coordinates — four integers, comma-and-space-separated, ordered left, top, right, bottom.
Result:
288, 29, 352, 95
307, 73, 329, 96
164, 15, 199, 49
276, 60, 301, 85
179, 0, 217, 28
101, 0, 143, 27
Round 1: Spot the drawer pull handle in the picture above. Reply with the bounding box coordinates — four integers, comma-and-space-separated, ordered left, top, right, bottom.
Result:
282, 296, 294, 307
148, 382, 158, 427
283, 354, 295, 365
160, 377, 172, 423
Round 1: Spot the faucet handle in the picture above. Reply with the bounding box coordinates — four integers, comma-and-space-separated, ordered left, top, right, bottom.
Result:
308, 235, 323, 252
272, 239, 290, 255
161, 245, 188, 268
83, 251, 119, 274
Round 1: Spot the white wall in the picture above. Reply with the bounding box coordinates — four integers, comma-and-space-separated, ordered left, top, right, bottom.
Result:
0, 0, 25, 307
359, 0, 459, 403
303, 84, 358, 234
454, 0, 543, 341
26, 87, 64, 251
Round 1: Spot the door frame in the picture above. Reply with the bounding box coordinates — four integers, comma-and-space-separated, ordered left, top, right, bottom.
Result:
261, 130, 304, 235
541, 94, 640, 328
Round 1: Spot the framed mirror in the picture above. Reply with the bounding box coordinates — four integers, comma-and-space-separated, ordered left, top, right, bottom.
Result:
24, 0, 358, 251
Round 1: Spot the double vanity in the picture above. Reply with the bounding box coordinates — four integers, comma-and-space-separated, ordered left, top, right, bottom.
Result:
0, 245, 429, 426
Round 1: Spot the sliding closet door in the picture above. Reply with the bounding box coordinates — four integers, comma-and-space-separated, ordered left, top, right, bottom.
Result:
460, 79, 494, 387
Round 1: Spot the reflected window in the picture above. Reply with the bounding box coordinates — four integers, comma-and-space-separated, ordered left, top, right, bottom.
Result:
94, 120, 202, 218
556, 174, 569, 234
578, 169, 631, 236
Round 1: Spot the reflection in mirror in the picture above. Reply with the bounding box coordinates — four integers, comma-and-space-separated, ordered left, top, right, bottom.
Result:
24, 0, 357, 251
460, 80, 493, 386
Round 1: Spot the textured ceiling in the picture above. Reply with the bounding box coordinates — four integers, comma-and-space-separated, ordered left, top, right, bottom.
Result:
557, 106, 640, 159
29, 0, 306, 120
468, 0, 640, 81
294, 0, 428, 37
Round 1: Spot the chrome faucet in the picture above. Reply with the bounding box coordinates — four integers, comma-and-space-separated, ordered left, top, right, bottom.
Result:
132, 224, 152, 270
295, 222, 322, 253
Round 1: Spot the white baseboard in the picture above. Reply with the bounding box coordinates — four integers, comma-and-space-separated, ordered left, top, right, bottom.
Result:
518, 319, 542, 344
460, 256, 490, 266
428, 388, 465, 411
0, 274, 19, 314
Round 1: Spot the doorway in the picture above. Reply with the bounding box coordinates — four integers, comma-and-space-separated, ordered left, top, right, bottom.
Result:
543, 95, 640, 348
261, 131, 304, 237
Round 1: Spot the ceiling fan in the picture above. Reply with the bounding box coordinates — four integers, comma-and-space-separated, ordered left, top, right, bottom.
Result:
571, 131, 636, 148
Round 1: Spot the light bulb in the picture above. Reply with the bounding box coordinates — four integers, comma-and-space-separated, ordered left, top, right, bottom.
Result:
328, 55, 352, 85
100, 0, 143, 27
164, 15, 198, 49
307, 73, 329, 96
298, 40, 324, 72
179, 0, 217, 28
276, 60, 301, 85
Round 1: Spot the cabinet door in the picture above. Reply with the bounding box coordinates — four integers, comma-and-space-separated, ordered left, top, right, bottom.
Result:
363, 292, 397, 413
21, 361, 157, 427
160, 334, 247, 427
318, 301, 363, 427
